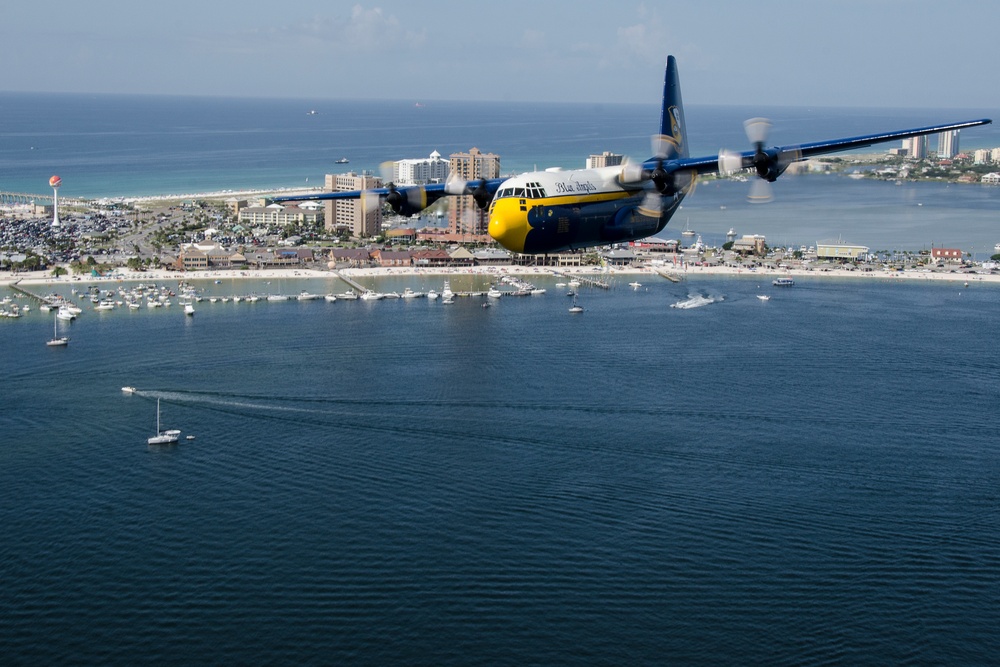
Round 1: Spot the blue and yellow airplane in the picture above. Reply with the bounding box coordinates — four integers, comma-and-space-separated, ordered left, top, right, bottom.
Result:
276, 56, 990, 255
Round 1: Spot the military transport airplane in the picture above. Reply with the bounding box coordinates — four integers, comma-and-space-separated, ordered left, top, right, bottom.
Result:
275, 56, 990, 255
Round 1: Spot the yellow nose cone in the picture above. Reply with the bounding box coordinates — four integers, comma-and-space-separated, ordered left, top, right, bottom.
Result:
488, 201, 528, 253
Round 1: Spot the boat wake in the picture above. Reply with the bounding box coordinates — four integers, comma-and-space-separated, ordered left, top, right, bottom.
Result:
670, 292, 724, 309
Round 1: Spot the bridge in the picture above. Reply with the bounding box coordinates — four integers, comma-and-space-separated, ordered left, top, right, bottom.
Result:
0, 191, 87, 206
0, 192, 54, 205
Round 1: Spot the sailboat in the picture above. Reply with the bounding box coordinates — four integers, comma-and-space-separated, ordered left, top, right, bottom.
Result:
147, 399, 180, 445
568, 296, 584, 313
46, 314, 69, 347
681, 219, 696, 237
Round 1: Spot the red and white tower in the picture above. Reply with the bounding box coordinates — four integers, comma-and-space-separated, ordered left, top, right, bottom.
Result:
49, 175, 62, 227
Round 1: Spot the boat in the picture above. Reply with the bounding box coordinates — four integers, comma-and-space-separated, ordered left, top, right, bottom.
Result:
360, 290, 384, 301
147, 399, 180, 445
46, 315, 69, 347
401, 288, 423, 299
426, 290, 439, 300
324, 294, 338, 302
335, 157, 349, 164
56, 307, 76, 321
772, 278, 795, 287
442, 281, 455, 301
184, 303, 195, 316
121, 386, 137, 394
297, 291, 321, 301
681, 219, 696, 237
629, 282, 642, 289
266, 294, 289, 302
337, 291, 359, 301
569, 297, 584, 313
757, 295, 770, 301
487, 286, 503, 299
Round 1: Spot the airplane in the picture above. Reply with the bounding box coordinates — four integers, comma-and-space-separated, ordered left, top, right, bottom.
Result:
274, 56, 990, 255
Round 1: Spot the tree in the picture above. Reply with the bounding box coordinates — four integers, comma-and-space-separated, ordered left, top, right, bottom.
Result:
51, 265, 68, 278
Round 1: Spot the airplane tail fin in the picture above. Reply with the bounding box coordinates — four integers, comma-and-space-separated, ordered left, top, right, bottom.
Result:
658, 55, 689, 160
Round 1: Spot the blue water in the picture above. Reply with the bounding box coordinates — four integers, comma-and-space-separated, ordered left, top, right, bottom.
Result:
1, 92, 997, 199
2, 275, 1000, 664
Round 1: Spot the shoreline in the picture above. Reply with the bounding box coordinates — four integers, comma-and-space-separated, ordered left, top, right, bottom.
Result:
3, 263, 997, 288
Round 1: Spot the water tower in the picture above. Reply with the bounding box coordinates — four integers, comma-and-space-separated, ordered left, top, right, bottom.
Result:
49, 175, 62, 227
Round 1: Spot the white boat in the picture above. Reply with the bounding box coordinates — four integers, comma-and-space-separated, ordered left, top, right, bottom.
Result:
360, 290, 384, 301
94, 300, 115, 311
56, 307, 75, 321
772, 278, 795, 287
184, 303, 195, 316
297, 291, 321, 301
442, 281, 455, 301
121, 386, 137, 394
426, 290, 439, 300
337, 291, 359, 301
487, 286, 503, 299
569, 297, 584, 313
46, 315, 69, 347
324, 294, 338, 302
629, 282, 642, 289
681, 219, 696, 237
147, 399, 180, 445
757, 295, 770, 301
266, 294, 289, 302
401, 288, 424, 299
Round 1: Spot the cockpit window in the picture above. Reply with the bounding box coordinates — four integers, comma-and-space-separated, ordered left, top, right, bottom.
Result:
496, 183, 547, 199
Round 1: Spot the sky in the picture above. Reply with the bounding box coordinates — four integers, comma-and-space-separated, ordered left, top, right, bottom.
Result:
2, 0, 998, 109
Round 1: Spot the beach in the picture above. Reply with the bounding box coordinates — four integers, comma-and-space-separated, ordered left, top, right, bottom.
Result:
3, 261, 997, 289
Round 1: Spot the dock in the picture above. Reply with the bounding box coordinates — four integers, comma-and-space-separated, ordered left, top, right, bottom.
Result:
331, 270, 367, 294
553, 272, 610, 289
7, 280, 59, 305
654, 268, 682, 283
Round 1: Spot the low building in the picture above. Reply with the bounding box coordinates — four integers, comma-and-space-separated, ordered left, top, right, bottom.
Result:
931, 247, 964, 263
816, 240, 870, 262
373, 249, 412, 267
731, 235, 767, 256
411, 248, 451, 267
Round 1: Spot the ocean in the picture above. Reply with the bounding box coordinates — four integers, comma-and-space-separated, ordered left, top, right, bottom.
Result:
2, 93, 1000, 664
2, 275, 999, 664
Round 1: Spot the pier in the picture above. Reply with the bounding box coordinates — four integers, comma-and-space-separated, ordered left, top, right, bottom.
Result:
654, 268, 682, 283
331, 270, 367, 294
7, 280, 58, 306
552, 272, 610, 289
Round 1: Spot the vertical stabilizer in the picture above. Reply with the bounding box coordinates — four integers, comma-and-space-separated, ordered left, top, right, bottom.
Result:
658, 55, 688, 159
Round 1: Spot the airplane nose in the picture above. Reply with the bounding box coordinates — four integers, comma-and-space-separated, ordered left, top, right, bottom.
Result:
488, 209, 527, 253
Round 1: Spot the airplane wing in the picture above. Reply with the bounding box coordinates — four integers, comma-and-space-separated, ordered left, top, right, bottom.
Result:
273, 177, 507, 217
670, 118, 992, 178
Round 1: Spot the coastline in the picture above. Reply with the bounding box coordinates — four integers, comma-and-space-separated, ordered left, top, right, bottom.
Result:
3, 262, 997, 288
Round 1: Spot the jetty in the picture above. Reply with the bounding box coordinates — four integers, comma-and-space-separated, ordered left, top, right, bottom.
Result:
654, 268, 682, 283
7, 280, 59, 306
553, 272, 610, 289
331, 270, 367, 294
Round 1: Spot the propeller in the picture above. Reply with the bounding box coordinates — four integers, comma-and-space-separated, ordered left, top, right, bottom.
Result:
719, 118, 802, 204
617, 134, 697, 198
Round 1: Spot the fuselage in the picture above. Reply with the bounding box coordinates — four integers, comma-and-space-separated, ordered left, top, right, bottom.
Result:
487, 166, 683, 254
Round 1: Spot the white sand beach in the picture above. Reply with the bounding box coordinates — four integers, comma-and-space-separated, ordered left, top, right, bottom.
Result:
3, 262, 997, 288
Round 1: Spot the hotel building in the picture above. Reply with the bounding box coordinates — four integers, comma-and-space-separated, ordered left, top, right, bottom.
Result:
448, 147, 501, 238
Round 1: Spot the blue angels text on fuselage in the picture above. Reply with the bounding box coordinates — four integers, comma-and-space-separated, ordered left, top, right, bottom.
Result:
274, 56, 990, 255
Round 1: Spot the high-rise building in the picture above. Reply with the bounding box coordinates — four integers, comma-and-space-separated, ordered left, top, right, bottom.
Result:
394, 151, 450, 185
938, 130, 959, 159
910, 135, 927, 159
323, 171, 382, 237
586, 151, 624, 169
448, 148, 501, 237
